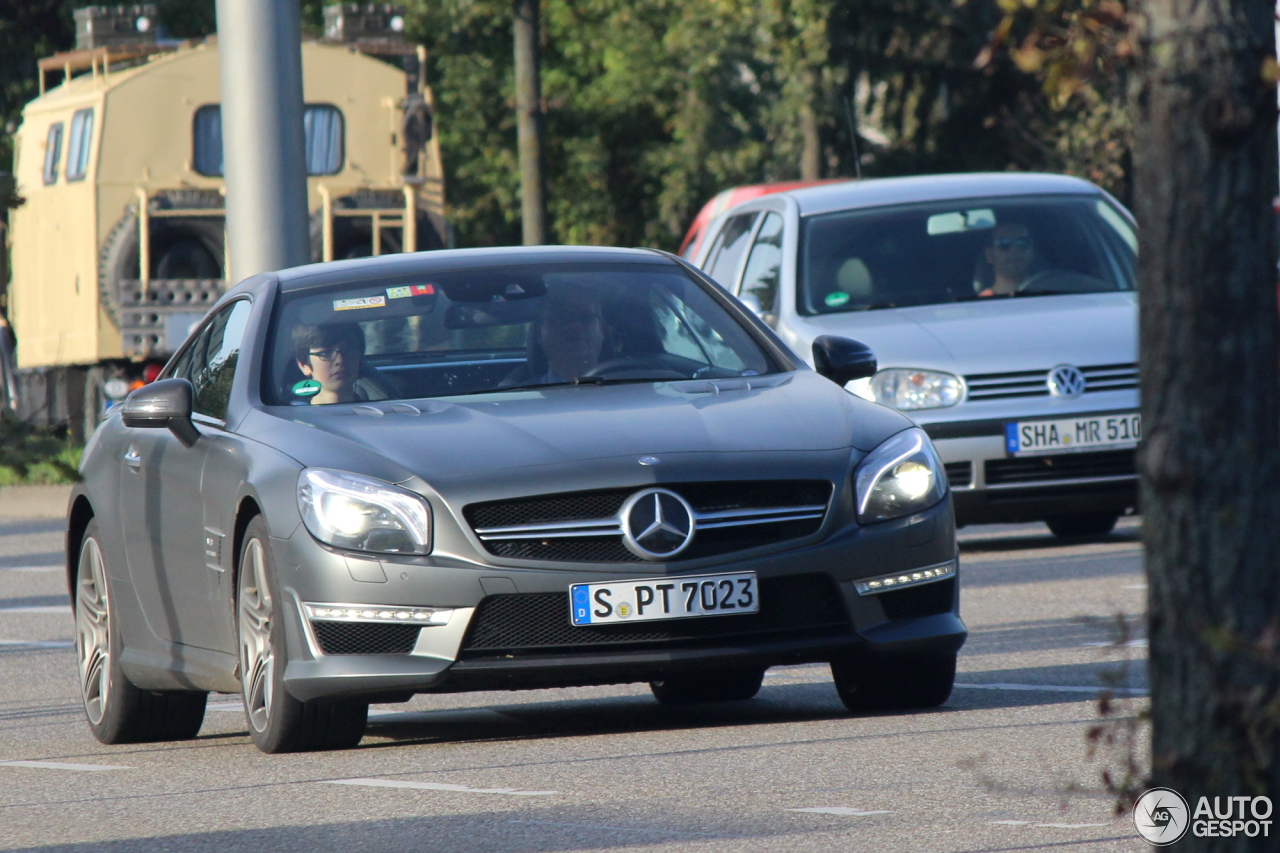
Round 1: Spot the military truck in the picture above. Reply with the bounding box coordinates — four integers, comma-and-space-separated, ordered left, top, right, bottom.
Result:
1, 4, 446, 440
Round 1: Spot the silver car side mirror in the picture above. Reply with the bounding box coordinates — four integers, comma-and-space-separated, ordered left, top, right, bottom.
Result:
122, 378, 200, 447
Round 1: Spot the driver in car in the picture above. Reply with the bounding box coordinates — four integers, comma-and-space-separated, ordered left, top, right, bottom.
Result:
978, 223, 1036, 297
293, 323, 386, 405
503, 285, 606, 386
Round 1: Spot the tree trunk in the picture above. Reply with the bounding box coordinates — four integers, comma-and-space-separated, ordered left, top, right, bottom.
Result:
1133, 0, 1280, 842
799, 68, 822, 181
513, 0, 546, 245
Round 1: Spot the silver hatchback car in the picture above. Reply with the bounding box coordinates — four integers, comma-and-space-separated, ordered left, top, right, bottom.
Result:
693, 173, 1139, 536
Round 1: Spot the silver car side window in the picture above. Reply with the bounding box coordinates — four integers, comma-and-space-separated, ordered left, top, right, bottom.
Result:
705, 213, 758, 288
189, 300, 252, 421
738, 212, 784, 320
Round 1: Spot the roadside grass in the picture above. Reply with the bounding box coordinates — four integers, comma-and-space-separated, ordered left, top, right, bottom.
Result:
0, 415, 81, 484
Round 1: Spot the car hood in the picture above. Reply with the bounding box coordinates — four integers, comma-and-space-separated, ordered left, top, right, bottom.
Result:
239, 371, 913, 487
797, 292, 1138, 374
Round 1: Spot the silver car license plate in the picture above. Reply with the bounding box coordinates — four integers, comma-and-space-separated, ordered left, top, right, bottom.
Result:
570, 572, 758, 626
1006, 412, 1141, 456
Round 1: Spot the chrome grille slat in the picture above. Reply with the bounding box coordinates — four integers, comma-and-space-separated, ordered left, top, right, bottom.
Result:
965, 362, 1138, 400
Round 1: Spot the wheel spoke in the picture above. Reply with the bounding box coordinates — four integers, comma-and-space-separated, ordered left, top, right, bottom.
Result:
75, 538, 111, 726
238, 539, 275, 733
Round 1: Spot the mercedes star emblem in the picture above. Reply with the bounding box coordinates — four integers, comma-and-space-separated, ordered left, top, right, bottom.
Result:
1047, 364, 1087, 399
620, 488, 696, 560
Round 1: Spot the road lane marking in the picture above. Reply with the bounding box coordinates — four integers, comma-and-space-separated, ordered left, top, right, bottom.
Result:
954, 682, 1147, 696
324, 777, 557, 796
1080, 639, 1147, 648
0, 639, 73, 648
992, 820, 1031, 825
787, 807, 893, 816
0, 565, 62, 573
0, 606, 70, 614
0, 760, 132, 771
508, 819, 731, 838
993, 820, 1111, 829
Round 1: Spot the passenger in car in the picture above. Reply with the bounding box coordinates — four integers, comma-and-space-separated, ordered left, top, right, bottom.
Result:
978, 223, 1037, 297
292, 323, 388, 404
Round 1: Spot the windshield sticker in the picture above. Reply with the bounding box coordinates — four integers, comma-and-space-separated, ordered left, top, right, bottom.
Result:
824, 291, 851, 308
292, 379, 322, 397
387, 284, 436, 299
334, 296, 386, 311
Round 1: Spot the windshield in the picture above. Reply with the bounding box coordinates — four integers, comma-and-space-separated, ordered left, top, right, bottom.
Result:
798, 196, 1136, 315
264, 261, 775, 406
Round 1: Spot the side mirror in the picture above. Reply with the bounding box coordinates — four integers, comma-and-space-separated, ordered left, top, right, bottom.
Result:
122, 378, 200, 447
813, 335, 877, 387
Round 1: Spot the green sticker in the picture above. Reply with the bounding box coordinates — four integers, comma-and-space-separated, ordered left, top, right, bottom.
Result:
824, 291, 851, 307
292, 379, 322, 397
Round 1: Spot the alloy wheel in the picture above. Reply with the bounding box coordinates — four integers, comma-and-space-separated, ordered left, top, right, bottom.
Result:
75, 537, 111, 726
238, 539, 275, 733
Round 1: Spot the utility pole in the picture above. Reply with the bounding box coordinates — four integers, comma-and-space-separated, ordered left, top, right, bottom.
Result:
513, 0, 547, 245
215, 0, 310, 281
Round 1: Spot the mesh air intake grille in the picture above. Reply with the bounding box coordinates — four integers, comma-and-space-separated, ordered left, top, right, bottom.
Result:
312, 621, 421, 655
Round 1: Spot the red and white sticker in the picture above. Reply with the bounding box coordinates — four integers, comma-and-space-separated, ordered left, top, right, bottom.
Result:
386, 284, 435, 299
333, 296, 386, 311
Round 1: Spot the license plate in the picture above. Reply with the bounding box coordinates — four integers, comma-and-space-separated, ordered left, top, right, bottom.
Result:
1006, 412, 1141, 456
570, 572, 758, 626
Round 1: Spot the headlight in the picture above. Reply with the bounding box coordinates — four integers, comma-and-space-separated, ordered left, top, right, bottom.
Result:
869, 369, 964, 411
297, 469, 432, 555
854, 428, 947, 523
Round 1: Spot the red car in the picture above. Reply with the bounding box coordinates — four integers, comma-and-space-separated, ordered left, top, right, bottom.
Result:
678, 180, 846, 260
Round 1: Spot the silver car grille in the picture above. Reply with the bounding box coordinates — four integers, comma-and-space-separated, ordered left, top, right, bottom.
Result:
964, 363, 1138, 401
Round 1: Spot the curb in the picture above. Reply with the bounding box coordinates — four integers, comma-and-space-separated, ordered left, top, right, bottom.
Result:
0, 484, 73, 520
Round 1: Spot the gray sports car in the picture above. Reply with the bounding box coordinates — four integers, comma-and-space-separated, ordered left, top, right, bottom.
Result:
68, 246, 964, 753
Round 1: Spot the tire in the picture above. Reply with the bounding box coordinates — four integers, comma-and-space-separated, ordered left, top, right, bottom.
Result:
1045, 512, 1120, 538
650, 668, 765, 705
237, 516, 368, 753
831, 653, 956, 713
75, 519, 208, 744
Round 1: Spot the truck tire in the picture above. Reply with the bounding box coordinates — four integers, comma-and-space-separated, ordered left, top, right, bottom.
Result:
98, 195, 226, 326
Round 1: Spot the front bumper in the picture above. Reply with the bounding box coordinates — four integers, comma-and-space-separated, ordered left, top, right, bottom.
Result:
276, 497, 966, 702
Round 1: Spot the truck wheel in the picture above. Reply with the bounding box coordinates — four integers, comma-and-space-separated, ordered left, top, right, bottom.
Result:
650, 668, 765, 704
237, 516, 368, 753
1045, 512, 1119, 538
76, 519, 208, 743
831, 654, 956, 713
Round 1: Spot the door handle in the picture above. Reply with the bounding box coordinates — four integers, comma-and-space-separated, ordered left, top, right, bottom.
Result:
124, 445, 141, 470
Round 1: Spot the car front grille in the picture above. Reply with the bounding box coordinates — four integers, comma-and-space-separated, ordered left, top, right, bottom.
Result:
458, 573, 849, 658
944, 461, 973, 488
984, 449, 1136, 486
464, 480, 833, 563
312, 621, 421, 655
964, 363, 1138, 401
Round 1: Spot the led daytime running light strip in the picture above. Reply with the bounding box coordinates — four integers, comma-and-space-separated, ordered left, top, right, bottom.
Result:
302, 602, 453, 626
854, 559, 956, 596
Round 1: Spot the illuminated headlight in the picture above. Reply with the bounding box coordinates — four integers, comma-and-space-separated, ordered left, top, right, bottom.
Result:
297, 469, 432, 555
854, 560, 955, 595
855, 427, 948, 523
869, 369, 964, 411
303, 602, 453, 626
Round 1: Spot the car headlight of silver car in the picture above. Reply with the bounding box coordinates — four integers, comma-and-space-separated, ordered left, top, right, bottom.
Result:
854, 428, 948, 524
297, 468, 432, 555
867, 368, 964, 411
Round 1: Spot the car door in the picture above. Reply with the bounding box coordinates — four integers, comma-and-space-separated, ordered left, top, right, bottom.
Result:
120, 300, 251, 652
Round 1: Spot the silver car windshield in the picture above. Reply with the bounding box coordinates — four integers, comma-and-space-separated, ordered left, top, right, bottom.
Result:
798, 196, 1136, 315
266, 262, 775, 406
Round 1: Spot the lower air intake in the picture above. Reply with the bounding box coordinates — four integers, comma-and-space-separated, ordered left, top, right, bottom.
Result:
312, 621, 421, 655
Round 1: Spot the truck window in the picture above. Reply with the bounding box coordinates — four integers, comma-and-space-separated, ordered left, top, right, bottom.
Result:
65, 108, 94, 181
42, 123, 63, 185
192, 104, 345, 177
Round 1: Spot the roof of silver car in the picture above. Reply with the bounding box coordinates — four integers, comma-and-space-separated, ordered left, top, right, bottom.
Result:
271, 245, 673, 291
781, 172, 1102, 217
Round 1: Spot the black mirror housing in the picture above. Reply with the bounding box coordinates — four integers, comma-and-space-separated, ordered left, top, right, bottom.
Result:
812, 335, 877, 387
121, 378, 200, 447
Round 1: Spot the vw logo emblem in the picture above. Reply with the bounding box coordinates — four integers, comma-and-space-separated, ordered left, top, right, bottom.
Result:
1047, 364, 1087, 399
620, 488, 696, 560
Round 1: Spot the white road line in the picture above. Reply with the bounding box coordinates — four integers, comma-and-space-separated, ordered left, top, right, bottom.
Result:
0, 639, 73, 648
324, 777, 557, 796
0, 760, 132, 772
0, 606, 70, 614
954, 682, 1147, 696
207, 701, 244, 713
787, 807, 893, 817
1123, 584, 1148, 590
508, 819, 727, 838
1080, 639, 1147, 648
993, 820, 1111, 829
992, 820, 1031, 825
0, 565, 62, 573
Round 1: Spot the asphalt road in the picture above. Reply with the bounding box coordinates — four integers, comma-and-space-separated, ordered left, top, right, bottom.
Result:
0, 513, 1150, 852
